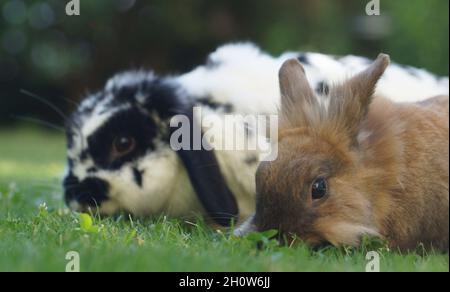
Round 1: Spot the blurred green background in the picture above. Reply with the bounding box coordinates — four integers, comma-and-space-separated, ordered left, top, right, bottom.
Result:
0, 0, 449, 127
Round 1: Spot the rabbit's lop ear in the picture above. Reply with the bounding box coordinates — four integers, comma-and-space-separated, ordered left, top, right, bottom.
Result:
331, 54, 390, 142
279, 59, 317, 124
172, 107, 239, 227
177, 147, 239, 227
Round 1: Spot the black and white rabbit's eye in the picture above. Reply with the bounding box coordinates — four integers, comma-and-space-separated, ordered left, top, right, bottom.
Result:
112, 135, 136, 157
311, 178, 328, 200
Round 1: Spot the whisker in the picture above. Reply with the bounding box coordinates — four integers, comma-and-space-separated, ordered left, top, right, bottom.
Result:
20, 88, 86, 151
60, 96, 81, 110
11, 115, 66, 133
20, 89, 72, 125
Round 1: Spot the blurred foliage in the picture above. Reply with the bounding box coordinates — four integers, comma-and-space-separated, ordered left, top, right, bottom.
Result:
0, 0, 448, 127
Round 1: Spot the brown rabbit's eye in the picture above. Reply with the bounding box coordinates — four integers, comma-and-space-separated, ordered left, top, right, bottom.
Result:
113, 135, 136, 156
311, 178, 327, 200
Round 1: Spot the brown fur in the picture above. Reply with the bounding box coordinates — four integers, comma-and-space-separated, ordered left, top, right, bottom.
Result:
253, 55, 449, 251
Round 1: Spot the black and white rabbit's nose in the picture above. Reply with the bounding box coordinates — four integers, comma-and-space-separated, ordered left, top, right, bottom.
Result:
63, 174, 109, 210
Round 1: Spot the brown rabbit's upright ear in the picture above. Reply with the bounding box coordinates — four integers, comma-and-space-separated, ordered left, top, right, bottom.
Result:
279, 59, 318, 127
347, 53, 390, 109
331, 54, 390, 142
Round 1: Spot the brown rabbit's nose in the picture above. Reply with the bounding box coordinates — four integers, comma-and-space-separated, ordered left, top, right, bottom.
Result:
255, 188, 317, 240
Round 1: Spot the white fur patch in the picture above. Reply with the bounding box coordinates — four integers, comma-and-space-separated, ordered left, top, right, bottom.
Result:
179, 43, 448, 120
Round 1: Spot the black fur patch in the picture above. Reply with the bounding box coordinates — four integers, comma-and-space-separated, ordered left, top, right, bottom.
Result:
108, 76, 186, 118
64, 174, 109, 207
315, 81, 330, 95
87, 108, 158, 170
80, 150, 89, 161
244, 122, 252, 137
297, 54, 310, 65
406, 67, 421, 78
132, 167, 144, 187
244, 154, 258, 165
115, 84, 138, 101
197, 97, 234, 113
68, 73, 184, 138
142, 79, 188, 117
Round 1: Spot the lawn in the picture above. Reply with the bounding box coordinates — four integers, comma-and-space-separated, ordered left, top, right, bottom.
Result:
0, 128, 448, 272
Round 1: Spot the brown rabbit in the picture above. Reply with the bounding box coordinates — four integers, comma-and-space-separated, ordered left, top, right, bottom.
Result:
235, 54, 449, 252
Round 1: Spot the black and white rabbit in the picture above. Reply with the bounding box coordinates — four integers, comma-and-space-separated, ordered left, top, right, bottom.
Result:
64, 43, 449, 226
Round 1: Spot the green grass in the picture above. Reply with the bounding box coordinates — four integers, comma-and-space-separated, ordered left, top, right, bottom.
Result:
0, 128, 448, 272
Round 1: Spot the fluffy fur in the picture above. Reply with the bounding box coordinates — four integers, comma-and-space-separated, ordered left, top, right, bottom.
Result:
236, 55, 449, 251
64, 43, 449, 227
